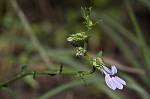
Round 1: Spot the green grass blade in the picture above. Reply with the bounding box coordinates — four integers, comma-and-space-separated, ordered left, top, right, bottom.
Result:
102, 13, 138, 46
124, 74, 150, 99
126, 0, 150, 72
100, 23, 141, 67
138, 0, 150, 9
92, 12, 138, 46
38, 80, 83, 99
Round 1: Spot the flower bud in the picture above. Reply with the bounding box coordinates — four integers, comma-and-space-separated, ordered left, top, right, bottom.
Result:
67, 32, 88, 42
67, 32, 89, 47
76, 47, 86, 57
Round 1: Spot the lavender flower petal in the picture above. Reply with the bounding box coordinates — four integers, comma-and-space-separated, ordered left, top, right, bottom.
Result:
105, 74, 116, 90
103, 66, 111, 74
112, 77, 123, 89
103, 65, 126, 90
115, 76, 126, 85
111, 65, 117, 75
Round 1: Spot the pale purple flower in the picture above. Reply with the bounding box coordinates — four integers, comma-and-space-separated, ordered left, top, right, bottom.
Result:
102, 65, 126, 90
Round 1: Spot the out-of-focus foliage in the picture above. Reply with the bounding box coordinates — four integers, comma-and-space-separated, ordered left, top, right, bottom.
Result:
0, 0, 150, 99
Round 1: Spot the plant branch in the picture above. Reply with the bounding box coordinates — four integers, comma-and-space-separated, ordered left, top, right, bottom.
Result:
0, 66, 96, 88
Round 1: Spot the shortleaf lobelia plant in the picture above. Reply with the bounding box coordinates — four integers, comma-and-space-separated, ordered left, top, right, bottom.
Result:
0, 7, 126, 90
67, 7, 126, 90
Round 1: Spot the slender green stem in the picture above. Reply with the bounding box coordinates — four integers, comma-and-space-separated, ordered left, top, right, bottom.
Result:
84, 52, 93, 65
0, 67, 96, 88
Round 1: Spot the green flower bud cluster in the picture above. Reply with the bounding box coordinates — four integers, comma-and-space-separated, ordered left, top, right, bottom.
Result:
67, 32, 88, 42
92, 57, 105, 70
67, 32, 90, 48
67, 32, 89, 56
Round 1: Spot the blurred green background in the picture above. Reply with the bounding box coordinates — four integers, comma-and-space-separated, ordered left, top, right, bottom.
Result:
0, 0, 150, 99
